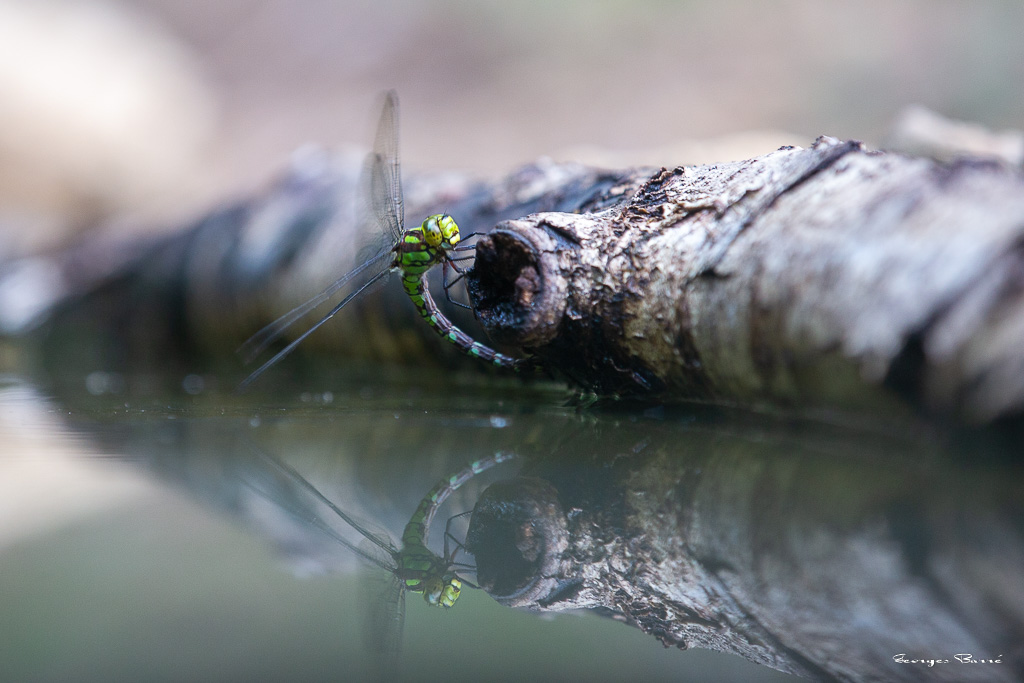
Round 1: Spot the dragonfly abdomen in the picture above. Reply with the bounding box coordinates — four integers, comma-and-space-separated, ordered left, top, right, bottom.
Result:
398, 451, 517, 607
401, 450, 518, 550
400, 273, 522, 370
396, 222, 526, 371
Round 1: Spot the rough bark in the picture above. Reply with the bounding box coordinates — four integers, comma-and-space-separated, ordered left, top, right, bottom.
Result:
11, 138, 1024, 424
465, 430, 1024, 682
467, 137, 1024, 423
14, 152, 644, 390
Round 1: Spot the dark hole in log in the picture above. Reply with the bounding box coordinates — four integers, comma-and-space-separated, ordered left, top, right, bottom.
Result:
467, 231, 539, 345
466, 477, 565, 604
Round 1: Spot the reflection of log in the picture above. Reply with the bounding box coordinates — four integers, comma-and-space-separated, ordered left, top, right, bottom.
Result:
467, 137, 1024, 423
466, 429, 1024, 682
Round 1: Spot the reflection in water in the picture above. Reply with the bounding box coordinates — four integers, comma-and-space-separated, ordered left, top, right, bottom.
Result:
243, 446, 517, 677
466, 416, 1024, 682
4, 374, 1021, 682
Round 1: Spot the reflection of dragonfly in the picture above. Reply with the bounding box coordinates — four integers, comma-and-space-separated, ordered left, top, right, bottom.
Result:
239, 91, 527, 388
255, 449, 517, 658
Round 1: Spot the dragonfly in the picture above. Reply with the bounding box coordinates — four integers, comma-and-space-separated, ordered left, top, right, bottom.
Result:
239, 91, 528, 389
252, 448, 518, 659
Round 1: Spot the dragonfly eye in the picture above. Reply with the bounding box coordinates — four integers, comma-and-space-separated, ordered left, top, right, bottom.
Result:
438, 576, 461, 608
439, 215, 460, 248
422, 575, 444, 605
423, 216, 443, 247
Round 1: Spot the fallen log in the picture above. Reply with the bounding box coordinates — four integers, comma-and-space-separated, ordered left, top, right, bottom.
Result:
11, 137, 1024, 424
468, 137, 1024, 424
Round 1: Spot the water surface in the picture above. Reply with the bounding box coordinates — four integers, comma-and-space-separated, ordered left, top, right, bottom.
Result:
1, 373, 1018, 682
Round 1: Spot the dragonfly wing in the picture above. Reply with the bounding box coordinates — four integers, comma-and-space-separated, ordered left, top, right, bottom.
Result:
247, 444, 401, 556
238, 249, 393, 364
242, 445, 409, 676
237, 91, 408, 386
362, 549, 406, 680
364, 90, 404, 245
237, 267, 392, 390
240, 445, 400, 572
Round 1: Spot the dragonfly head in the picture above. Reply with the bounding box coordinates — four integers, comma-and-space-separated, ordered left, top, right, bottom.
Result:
422, 214, 461, 250
423, 572, 462, 608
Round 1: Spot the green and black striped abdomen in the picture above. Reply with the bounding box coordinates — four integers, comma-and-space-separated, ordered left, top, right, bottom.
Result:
397, 451, 517, 606
397, 225, 527, 371
400, 451, 517, 553
401, 274, 523, 370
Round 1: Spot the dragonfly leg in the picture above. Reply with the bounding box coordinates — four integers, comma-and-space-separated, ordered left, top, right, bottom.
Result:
446, 532, 470, 557
443, 509, 475, 559
442, 261, 472, 310
452, 231, 483, 253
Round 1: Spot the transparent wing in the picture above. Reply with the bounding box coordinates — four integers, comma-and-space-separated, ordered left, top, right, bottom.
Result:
365, 90, 404, 245
237, 90, 407, 389
363, 547, 407, 673
238, 249, 393, 364
240, 447, 399, 573
237, 268, 392, 390
247, 444, 401, 559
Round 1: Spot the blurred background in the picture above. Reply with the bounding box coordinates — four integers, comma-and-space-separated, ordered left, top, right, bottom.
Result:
1, 0, 1022, 258
2, 3, 1023, 680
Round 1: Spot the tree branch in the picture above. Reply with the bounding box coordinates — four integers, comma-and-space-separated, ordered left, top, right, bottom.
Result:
16, 137, 1024, 425
468, 137, 1024, 423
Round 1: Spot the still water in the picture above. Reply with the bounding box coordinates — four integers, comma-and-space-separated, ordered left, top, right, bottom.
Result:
0, 371, 1019, 682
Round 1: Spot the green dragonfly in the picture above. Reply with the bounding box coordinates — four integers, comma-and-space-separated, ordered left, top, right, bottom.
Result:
239, 91, 528, 388
254, 449, 517, 658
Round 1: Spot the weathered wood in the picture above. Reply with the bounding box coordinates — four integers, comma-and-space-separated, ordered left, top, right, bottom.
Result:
17, 151, 644, 388
467, 137, 1024, 423
466, 429, 1024, 681
13, 137, 1024, 424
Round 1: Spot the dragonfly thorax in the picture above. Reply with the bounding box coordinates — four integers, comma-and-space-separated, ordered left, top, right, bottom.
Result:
394, 215, 461, 276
